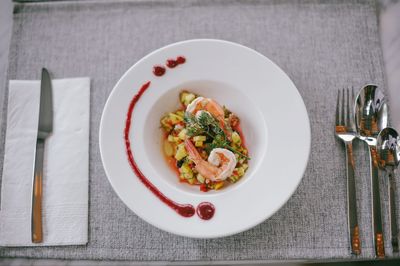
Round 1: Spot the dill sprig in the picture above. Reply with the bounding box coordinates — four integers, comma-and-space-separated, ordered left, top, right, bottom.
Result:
184, 111, 250, 160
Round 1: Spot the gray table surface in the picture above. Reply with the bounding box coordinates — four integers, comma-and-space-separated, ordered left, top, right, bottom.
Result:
0, 0, 400, 263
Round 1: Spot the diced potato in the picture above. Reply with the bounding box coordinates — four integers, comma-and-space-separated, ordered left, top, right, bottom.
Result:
214, 181, 224, 190
228, 175, 239, 183
187, 178, 196, 184
167, 134, 181, 143
196, 174, 205, 183
232, 131, 241, 144
168, 113, 183, 124
175, 143, 187, 161
242, 163, 249, 170
163, 140, 174, 157
193, 136, 206, 142
178, 129, 187, 140
180, 91, 196, 106
195, 141, 203, 147
237, 167, 245, 177
180, 163, 191, 174
180, 163, 194, 180
160, 116, 173, 131
176, 110, 185, 118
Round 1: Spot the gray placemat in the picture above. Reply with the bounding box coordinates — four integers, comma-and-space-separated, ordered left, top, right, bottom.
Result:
0, 0, 394, 262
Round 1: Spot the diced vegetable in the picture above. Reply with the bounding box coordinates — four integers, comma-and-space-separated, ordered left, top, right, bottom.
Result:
176, 110, 185, 118
178, 129, 187, 140
214, 181, 224, 190
187, 178, 196, 184
193, 136, 206, 142
232, 131, 241, 144
195, 141, 203, 147
175, 143, 187, 161
196, 174, 205, 183
180, 162, 194, 180
180, 163, 191, 174
228, 175, 239, 183
180, 91, 196, 106
163, 140, 174, 157
236, 167, 245, 177
168, 113, 183, 124
160, 116, 173, 132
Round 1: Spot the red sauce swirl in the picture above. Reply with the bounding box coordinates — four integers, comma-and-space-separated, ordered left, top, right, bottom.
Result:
124, 81, 215, 220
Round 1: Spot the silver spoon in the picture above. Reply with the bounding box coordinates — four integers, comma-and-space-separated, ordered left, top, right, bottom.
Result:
355, 84, 388, 258
377, 127, 400, 252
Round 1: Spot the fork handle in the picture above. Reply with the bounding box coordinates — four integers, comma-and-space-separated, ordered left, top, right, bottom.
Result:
345, 142, 361, 255
369, 146, 385, 258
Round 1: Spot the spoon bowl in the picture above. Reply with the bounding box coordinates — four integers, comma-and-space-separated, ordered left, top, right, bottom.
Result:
377, 127, 400, 168
355, 84, 388, 143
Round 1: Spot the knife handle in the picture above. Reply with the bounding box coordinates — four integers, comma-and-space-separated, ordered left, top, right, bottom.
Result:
32, 139, 44, 243
369, 146, 385, 258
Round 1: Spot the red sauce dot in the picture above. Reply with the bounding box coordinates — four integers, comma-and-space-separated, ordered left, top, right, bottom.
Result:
176, 56, 186, 64
197, 202, 215, 220
166, 59, 178, 68
153, 66, 166, 76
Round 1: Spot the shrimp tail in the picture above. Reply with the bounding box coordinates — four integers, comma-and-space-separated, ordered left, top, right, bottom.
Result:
184, 139, 202, 163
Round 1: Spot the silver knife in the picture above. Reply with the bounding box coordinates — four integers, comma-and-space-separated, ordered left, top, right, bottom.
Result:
31, 68, 53, 243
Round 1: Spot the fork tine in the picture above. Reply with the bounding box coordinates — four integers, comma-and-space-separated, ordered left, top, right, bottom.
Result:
346, 88, 350, 127
336, 89, 341, 125
341, 89, 345, 126
351, 87, 356, 129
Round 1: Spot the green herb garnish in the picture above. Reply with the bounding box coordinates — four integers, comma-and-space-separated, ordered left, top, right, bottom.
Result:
184, 111, 250, 160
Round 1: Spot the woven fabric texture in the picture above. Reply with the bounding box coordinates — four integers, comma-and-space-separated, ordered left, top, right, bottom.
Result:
0, 0, 393, 262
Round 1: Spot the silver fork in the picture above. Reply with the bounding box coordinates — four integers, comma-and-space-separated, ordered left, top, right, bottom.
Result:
335, 88, 361, 255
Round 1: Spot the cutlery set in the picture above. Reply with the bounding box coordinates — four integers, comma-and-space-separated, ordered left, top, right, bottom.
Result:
335, 85, 400, 258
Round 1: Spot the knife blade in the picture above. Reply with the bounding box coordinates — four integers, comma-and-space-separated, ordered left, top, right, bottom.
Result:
31, 68, 53, 243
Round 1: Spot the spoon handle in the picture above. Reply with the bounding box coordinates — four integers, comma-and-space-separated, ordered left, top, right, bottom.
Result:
369, 146, 385, 258
388, 170, 399, 252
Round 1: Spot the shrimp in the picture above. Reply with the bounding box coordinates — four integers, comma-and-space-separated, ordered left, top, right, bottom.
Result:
186, 97, 231, 138
184, 139, 237, 181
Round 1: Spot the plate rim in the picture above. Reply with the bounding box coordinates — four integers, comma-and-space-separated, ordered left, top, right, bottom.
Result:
99, 38, 311, 238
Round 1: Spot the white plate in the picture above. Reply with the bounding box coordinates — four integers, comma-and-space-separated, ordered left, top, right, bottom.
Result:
99, 39, 310, 238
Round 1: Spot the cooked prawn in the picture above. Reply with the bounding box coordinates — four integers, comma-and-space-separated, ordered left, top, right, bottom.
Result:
184, 139, 237, 181
186, 97, 231, 138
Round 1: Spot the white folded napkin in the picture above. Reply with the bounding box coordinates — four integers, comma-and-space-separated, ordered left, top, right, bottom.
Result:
0, 77, 90, 246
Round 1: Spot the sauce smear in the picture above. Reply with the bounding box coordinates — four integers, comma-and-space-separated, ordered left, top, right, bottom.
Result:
124, 81, 195, 217
124, 81, 215, 220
